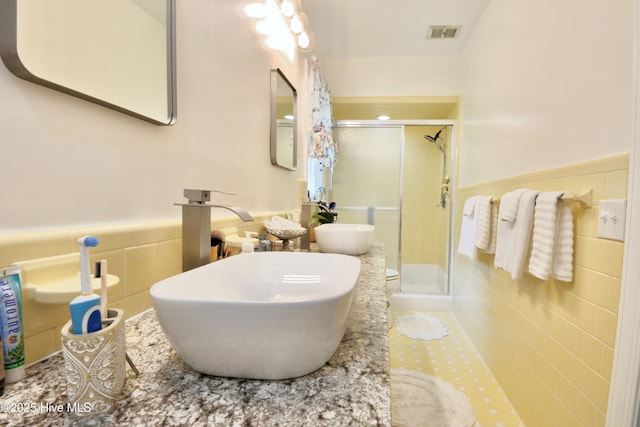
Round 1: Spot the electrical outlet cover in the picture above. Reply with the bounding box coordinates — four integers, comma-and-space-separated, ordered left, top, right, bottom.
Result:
598, 199, 627, 241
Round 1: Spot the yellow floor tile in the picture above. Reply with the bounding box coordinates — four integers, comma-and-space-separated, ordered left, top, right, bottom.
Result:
390, 309, 526, 427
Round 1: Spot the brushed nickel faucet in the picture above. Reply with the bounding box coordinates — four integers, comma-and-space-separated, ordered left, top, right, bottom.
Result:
176, 189, 254, 272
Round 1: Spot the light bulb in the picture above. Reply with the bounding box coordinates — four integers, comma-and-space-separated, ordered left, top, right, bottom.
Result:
280, 0, 294, 17
297, 31, 310, 49
290, 15, 303, 34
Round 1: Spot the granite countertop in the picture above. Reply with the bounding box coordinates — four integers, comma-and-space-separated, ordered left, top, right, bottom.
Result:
0, 244, 390, 426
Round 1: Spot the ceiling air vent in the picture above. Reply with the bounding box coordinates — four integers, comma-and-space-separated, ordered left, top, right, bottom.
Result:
426, 26, 461, 39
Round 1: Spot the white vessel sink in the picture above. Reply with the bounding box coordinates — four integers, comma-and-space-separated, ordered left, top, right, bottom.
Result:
150, 252, 361, 380
314, 223, 375, 255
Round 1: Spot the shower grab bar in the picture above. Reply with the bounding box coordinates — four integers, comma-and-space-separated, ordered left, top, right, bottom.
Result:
489, 189, 593, 208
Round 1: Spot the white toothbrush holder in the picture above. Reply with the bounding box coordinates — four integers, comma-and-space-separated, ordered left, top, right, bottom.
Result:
61, 308, 126, 416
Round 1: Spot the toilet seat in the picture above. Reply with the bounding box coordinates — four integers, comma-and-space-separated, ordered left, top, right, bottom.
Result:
385, 268, 401, 299
385, 268, 401, 329
386, 268, 399, 280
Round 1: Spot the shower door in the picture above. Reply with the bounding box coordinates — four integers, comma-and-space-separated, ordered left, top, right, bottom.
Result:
400, 126, 452, 295
331, 126, 403, 270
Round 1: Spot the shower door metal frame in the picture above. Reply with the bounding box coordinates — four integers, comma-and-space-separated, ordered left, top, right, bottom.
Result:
334, 119, 456, 296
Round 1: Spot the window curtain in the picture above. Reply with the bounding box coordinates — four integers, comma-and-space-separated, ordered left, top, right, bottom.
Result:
308, 56, 336, 171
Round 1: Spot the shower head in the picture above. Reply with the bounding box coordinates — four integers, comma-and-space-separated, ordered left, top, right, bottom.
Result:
423, 129, 443, 143
424, 127, 447, 153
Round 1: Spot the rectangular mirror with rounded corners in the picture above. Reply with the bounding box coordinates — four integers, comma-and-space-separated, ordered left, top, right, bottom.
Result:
270, 68, 297, 170
0, 0, 176, 126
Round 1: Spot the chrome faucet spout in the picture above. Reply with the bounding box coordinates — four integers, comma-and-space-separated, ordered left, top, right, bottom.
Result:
177, 189, 254, 271
211, 205, 254, 222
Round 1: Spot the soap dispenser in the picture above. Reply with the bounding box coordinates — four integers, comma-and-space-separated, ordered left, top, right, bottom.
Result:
242, 232, 257, 254
258, 234, 272, 252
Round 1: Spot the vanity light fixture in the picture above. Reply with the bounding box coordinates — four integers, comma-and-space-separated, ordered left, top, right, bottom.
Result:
377, 115, 391, 120
243, 0, 314, 56
284, 114, 295, 120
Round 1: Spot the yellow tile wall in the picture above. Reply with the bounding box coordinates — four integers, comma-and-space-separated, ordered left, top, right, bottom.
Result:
0, 212, 285, 366
452, 154, 628, 427
401, 126, 450, 269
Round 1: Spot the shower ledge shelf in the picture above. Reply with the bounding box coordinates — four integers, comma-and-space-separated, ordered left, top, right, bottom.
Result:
14, 253, 119, 304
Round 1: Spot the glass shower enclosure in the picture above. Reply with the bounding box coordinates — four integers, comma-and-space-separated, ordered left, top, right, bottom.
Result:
329, 121, 454, 296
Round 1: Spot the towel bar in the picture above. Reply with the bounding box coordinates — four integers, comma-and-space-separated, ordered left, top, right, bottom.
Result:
561, 189, 593, 208
488, 189, 593, 208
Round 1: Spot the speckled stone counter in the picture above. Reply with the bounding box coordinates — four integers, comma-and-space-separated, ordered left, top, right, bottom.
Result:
0, 243, 390, 426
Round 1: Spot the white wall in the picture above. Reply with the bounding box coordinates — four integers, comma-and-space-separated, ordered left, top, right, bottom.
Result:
318, 0, 634, 188
319, 55, 462, 96
0, 0, 307, 231
459, 0, 634, 186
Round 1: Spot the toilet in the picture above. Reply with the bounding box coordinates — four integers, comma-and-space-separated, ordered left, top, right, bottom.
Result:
386, 268, 400, 329
386, 268, 400, 298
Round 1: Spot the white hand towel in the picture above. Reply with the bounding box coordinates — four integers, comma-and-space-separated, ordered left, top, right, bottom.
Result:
463, 197, 476, 216
474, 196, 494, 251
458, 197, 478, 259
528, 191, 564, 280
494, 190, 528, 270
552, 202, 574, 282
485, 202, 499, 254
499, 189, 527, 222
509, 190, 539, 280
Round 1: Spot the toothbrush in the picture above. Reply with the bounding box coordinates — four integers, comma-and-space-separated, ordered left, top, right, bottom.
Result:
69, 236, 102, 334
79, 236, 99, 294
96, 258, 140, 375
100, 259, 108, 319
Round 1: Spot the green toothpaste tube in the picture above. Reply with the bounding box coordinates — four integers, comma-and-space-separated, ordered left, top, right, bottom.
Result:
0, 266, 25, 383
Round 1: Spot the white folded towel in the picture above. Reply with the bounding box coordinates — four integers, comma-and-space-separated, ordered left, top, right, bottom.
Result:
463, 197, 476, 216
528, 193, 574, 281
499, 189, 528, 222
485, 202, 499, 254
552, 202, 574, 282
509, 190, 539, 280
494, 189, 528, 270
474, 196, 494, 251
265, 216, 306, 232
528, 192, 563, 280
458, 197, 478, 259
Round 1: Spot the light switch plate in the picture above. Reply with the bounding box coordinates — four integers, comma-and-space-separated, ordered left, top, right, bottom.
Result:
598, 199, 627, 241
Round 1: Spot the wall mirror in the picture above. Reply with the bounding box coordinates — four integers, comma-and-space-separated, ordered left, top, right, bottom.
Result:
0, 0, 176, 125
270, 68, 297, 170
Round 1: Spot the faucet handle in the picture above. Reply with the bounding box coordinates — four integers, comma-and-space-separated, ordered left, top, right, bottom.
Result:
183, 189, 236, 204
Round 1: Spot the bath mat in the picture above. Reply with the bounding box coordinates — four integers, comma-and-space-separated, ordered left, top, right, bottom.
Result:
391, 368, 475, 427
395, 314, 448, 340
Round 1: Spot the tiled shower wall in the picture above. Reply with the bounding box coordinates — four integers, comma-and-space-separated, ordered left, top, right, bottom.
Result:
401, 126, 450, 271
452, 154, 628, 426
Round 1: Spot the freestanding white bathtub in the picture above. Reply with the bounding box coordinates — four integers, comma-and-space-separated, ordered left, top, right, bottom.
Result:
150, 252, 361, 380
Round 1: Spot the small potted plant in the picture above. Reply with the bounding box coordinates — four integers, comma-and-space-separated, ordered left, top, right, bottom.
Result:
313, 201, 337, 224
310, 201, 337, 242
